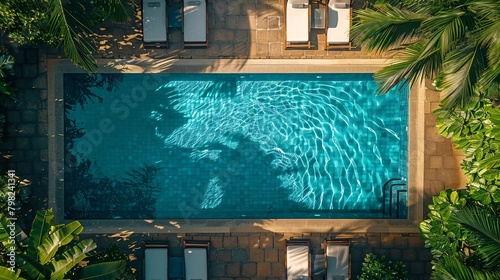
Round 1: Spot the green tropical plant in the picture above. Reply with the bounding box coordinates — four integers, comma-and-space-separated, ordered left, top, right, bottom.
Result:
0, 173, 30, 219
434, 98, 500, 192
358, 253, 407, 280
351, 0, 500, 109
421, 204, 500, 279
420, 97, 500, 278
0, 209, 127, 279
0, 0, 135, 72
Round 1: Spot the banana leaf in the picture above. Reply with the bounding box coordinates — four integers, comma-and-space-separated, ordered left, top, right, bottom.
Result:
16, 253, 47, 280
27, 210, 54, 260
37, 220, 84, 264
0, 266, 25, 280
49, 239, 97, 280
77, 260, 127, 280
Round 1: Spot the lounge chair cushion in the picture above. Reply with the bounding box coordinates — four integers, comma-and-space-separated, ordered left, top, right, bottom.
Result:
184, 0, 206, 43
326, 244, 349, 279
287, 245, 309, 280
145, 247, 168, 280
185, 247, 207, 280
143, 0, 167, 43
286, 1, 310, 43
327, 0, 350, 44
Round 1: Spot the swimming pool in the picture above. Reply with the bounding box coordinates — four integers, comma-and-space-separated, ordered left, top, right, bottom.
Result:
64, 73, 408, 219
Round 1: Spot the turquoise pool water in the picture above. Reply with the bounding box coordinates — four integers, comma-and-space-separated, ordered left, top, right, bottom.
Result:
64, 73, 408, 219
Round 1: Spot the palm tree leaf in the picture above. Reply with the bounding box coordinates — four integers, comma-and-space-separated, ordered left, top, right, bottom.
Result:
351, 5, 426, 54
451, 206, 500, 268
37, 220, 84, 264
478, 33, 500, 93
375, 41, 442, 94
49, 239, 97, 280
420, 10, 472, 56
45, 0, 98, 72
27, 210, 54, 260
77, 260, 127, 280
432, 255, 500, 280
440, 44, 487, 108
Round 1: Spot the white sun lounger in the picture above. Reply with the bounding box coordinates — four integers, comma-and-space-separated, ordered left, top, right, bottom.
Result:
142, 0, 168, 48
324, 240, 351, 280
286, 239, 311, 280
285, 0, 311, 49
325, 0, 352, 50
183, 0, 208, 48
184, 240, 209, 280
144, 242, 169, 280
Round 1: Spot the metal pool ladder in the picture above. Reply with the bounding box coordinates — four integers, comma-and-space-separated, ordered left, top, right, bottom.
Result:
382, 178, 408, 218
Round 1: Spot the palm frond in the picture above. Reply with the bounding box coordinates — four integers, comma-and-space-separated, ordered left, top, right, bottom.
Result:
45, 0, 98, 73
440, 44, 487, 108
351, 5, 426, 54
432, 255, 500, 280
420, 10, 473, 56
100, 0, 135, 22
450, 206, 500, 268
375, 41, 442, 94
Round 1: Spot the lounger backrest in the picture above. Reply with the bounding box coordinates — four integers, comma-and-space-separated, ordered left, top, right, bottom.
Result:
286, 240, 310, 280
184, 241, 209, 280
183, 0, 207, 44
142, 0, 167, 43
325, 241, 350, 280
144, 244, 169, 280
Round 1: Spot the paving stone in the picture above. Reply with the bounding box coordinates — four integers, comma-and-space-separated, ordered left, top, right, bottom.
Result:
21, 110, 36, 122
211, 236, 223, 248
249, 249, 264, 262
410, 262, 425, 275
16, 162, 32, 175
389, 249, 402, 260
17, 123, 36, 136
402, 249, 418, 262
394, 236, 409, 249
418, 249, 433, 262
25, 150, 40, 161
271, 262, 284, 276
37, 123, 48, 136
33, 161, 47, 173
224, 236, 238, 248
264, 249, 278, 262
238, 236, 249, 248
210, 262, 225, 277
227, 262, 241, 277
15, 137, 31, 150
214, 1, 226, 16
31, 136, 48, 150
408, 235, 425, 249
256, 262, 271, 277
351, 248, 365, 262
25, 48, 38, 64
242, 262, 256, 277
217, 249, 232, 262
232, 248, 248, 262
250, 234, 260, 248
23, 64, 39, 78
259, 236, 273, 248
380, 234, 395, 248
6, 110, 21, 123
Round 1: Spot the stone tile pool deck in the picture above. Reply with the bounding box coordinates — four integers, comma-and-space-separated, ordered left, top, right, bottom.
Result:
0, 0, 468, 279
